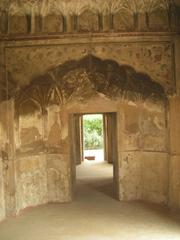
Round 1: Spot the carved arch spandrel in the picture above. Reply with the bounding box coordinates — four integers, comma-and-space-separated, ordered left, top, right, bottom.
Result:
14, 54, 166, 115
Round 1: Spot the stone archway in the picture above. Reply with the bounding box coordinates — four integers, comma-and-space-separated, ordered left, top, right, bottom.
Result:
0, 54, 168, 216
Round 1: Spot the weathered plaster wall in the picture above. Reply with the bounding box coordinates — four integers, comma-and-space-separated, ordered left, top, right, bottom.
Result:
0, 43, 6, 221
119, 101, 168, 203
175, 36, 180, 96
46, 106, 71, 203
0, 101, 16, 218
168, 36, 180, 209
0, 157, 5, 221
169, 96, 180, 209
15, 155, 47, 213
47, 154, 71, 203
0, 115, 5, 221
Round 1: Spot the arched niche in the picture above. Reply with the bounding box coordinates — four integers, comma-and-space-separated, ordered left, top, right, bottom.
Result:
46, 105, 64, 154
139, 12, 150, 31
149, 9, 169, 31
43, 14, 64, 33
0, 11, 9, 34
113, 10, 134, 32
15, 98, 47, 213
8, 14, 28, 34
35, 15, 43, 33
17, 99, 43, 157
78, 9, 99, 32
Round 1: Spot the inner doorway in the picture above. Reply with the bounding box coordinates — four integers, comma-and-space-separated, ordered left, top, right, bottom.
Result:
83, 114, 104, 163
70, 112, 119, 200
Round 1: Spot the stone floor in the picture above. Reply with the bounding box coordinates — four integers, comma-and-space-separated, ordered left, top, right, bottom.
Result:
0, 161, 180, 240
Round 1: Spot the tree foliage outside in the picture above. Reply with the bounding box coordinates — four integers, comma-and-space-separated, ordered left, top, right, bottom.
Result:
83, 115, 104, 150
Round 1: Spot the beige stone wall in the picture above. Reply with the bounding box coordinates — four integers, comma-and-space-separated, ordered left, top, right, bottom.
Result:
0, 43, 6, 221
168, 36, 180, 209
0, 117, 5, 221
175, 36, 180, 95
118, 100, 168, 203
15, 155, 47, 213
169, 96, 180, 209
0, 101, 16, 219
0, 156, 5, 221
14, 103, 71, 213
47, 154, 71, 203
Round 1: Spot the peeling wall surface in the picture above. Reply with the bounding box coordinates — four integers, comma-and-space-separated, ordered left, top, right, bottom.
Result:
0, 100, 16, 218
118, 102, 168, 203
169, 36, 180, 209
0, 140, 5, 221
0, 44, 5, 221
0, 168, 5, 220
15, 155, 47, 213
169, 96, 180, 209
0, 3, 179, 221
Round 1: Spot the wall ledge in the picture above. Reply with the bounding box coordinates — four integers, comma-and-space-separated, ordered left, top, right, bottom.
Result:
0, 31, 178, 42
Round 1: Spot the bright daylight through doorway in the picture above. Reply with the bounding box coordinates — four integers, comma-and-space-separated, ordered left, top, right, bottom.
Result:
83, 114, 104, 164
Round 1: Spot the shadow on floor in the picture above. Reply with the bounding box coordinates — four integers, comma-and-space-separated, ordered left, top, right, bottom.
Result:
76, 161, 114, 199
86, 178, 114, 198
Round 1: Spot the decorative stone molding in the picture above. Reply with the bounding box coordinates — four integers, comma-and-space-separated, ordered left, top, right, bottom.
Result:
0, 0, 179, 34
0, 0, 175, 16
